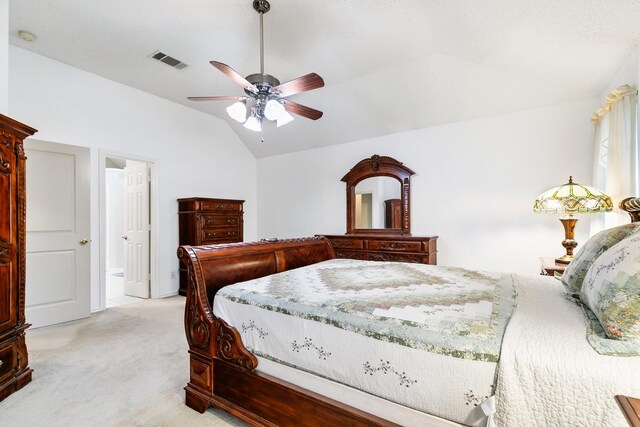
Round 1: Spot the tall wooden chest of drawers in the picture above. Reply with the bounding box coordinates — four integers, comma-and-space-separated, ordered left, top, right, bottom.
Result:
322, 234, 438, 265
178, 197, 244, 295
0, 114, 36, 401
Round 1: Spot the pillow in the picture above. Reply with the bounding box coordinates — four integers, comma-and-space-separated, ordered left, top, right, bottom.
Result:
580, 234, 640, 340
561, 222, 640, 295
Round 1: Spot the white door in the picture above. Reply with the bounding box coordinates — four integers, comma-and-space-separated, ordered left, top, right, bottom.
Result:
25, 140, 90, 328
123, 160, 149, 298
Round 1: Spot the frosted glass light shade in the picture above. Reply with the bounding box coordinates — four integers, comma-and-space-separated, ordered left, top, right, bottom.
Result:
533, 176, 613, 214
226, 101, 247, 123
264, 99, 285, 121
243, 115, 262, 132
276, 110, 294, 127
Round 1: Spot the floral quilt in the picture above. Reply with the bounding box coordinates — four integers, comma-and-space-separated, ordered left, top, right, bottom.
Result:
214, 259, 517, 426
217, 259, 517, 363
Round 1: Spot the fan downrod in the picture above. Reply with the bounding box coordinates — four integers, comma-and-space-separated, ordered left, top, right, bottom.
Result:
253, 0, 270, 14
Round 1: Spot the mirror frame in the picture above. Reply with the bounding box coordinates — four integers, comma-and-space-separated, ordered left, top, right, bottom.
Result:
342, 154, 415, 235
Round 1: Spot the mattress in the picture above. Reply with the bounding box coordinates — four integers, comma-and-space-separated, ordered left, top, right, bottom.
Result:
213, 259, 517, 426
213, 259, 640, 426
495, 273, 640, 426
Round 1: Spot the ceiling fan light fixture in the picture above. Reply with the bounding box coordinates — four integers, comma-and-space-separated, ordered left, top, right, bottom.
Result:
188, 0, 325, 134
243, 114, 262, 132
264, 99, 285, 121
276, 110, 294, 127
226, 101, 247, 123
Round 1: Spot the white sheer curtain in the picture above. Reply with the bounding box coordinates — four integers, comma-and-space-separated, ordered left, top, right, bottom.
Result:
591, 84, 638, 232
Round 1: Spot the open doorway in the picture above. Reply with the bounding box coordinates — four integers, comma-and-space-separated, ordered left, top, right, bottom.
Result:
99, 152, 156, 310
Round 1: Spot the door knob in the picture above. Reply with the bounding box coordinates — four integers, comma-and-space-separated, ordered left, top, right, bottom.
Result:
122, 236, 128, 240
80, 238, 89, 245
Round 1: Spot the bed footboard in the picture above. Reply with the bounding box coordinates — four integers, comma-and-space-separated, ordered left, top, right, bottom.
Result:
177, 237, 398, 426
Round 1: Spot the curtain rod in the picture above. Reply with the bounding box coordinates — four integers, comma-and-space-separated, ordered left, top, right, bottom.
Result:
592, 84, 638, 124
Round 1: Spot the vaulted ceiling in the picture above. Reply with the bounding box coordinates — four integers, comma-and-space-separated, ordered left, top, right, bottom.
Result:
9, 0, 640, 158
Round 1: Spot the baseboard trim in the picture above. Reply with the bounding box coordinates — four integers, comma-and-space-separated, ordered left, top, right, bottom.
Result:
159, 291, 179, 298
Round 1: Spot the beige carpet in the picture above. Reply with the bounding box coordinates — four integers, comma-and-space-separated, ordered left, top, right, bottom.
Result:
0, 296, 247, 427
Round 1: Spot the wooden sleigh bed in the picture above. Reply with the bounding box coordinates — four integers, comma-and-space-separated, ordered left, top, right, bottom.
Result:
178, 197, 640, 427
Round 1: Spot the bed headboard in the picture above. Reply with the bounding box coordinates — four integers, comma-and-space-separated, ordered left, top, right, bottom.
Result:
620, 197, 640, 223
177, 236, 335, 306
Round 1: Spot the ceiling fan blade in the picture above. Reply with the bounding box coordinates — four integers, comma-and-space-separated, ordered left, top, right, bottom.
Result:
210, 61, 257, 94
187, 96, 246, 101
272, 73, 324, 97
282, 100, 323, 120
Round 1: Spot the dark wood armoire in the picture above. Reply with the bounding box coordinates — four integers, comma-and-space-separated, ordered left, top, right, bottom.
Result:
177, 197, 244, 296
384, 198, 402, 229
0, 114, 37, 401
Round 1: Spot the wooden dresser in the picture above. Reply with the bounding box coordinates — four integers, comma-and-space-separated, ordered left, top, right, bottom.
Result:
0, 114, 37, 401
322, 234, 438, 264
178, 197, 244, 295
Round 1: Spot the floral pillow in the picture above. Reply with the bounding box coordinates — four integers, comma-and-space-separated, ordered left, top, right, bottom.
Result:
561, 222, 640, 295
580, 234, 640, 341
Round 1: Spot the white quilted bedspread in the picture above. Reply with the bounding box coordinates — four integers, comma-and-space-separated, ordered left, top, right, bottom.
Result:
495, 274, 640, 426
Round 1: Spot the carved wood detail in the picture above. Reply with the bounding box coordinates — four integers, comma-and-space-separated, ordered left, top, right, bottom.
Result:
377, 242, 409, 251
0, 241, 13, 265
0, 130, 11, 148
0, 152, 9, 174
179, 244, 257, 373
331, 240, 361, 248
215, 317, 257, 371
620, 197, 640, 223
15, 333, 29, 371
16, 142, 27, 325
179, 246, 213, 351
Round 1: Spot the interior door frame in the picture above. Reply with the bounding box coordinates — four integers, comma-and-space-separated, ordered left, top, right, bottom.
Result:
98, 150, 158, 310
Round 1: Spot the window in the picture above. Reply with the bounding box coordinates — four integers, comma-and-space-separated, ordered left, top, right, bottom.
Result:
591, 85, 638, 230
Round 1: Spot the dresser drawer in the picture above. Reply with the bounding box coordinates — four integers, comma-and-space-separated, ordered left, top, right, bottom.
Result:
200, 200, 242, 212
368, 240, 422, 252
329, 239, 364, 250
201, 215, 241, 228
334, 250, 367, 261
368, 252, 426, 263
201, 228, 240, 243
0, 341, 15, 384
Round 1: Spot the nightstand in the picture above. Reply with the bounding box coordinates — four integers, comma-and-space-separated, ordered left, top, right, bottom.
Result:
539, 257, 568, 277
616, 395, 640, 426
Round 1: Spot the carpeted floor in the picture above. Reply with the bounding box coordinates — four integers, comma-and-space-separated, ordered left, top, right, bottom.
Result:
0, 296, 247, 427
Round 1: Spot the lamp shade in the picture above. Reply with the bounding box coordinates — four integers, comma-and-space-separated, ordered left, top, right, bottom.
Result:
533, 176, 613, 214
226, 101, 247, 123
264, 99, 285, 121
243, 114, 262, 132
276, 110, 294, 127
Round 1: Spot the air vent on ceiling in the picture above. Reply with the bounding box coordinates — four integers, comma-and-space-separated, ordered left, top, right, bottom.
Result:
150, 51, 188, 70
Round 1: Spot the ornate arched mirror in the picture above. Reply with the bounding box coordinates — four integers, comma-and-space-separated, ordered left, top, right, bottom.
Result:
342, 155, 414, 235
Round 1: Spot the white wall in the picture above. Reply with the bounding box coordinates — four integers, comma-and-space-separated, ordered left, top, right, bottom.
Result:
257, 100, 598, 274
599, 47, 639, 98
0, 0, 8, 114
9, 47, 258, 310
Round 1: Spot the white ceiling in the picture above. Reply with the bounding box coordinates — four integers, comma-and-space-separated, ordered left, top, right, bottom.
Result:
8, 0, 640, 158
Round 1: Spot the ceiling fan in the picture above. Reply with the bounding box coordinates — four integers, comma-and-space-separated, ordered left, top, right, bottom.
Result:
188, 0, 325, 132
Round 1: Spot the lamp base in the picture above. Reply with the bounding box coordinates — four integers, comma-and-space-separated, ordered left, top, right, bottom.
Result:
556, 217, 578, 264
555, 254, 574, 264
